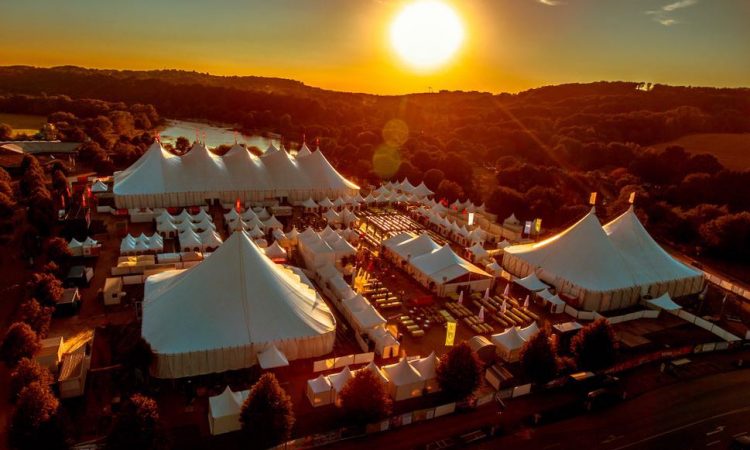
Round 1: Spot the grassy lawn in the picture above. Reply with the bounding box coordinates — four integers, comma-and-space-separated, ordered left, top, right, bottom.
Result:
651, 133, 750, 171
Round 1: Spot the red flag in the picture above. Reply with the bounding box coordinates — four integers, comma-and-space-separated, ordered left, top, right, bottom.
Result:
235, 198, 241, 213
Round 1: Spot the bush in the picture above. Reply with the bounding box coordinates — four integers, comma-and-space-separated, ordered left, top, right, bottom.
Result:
18, 298, 53, 338
571, 319, 617, 371
338, 370, 392, 426
436, 343, 481, 400
519, 328, 560, 384
106, 394, 166, 450
10, 358, 54, 401
8, 382, 66, 450
240, 373, 295, 448
1, 323, 41, 367
28, 272, 64, 307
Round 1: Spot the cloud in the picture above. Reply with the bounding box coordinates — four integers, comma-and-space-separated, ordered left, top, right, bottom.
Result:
662, 0, 697, 12
538, 0, 564, 5
646, 0, 697, 26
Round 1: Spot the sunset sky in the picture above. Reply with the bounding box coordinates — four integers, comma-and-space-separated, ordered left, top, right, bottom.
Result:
1, 0, 748, 94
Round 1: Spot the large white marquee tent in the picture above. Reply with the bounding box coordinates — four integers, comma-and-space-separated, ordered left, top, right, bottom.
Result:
114, 142, 359, 208
502, 207, 704, 311
142, 231, 336, 378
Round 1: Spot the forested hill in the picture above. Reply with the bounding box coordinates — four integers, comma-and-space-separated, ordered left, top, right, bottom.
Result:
1, 65, 749, 262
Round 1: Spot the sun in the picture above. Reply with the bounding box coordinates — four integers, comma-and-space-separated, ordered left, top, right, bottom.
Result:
390, 0, 465, 71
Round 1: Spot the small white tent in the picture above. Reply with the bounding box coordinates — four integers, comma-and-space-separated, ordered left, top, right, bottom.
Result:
208, 386, 248, 435
306, 375, 333, 407
382, 358, 425, 401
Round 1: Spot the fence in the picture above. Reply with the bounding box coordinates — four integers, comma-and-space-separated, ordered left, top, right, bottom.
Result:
703, 271, 750, 302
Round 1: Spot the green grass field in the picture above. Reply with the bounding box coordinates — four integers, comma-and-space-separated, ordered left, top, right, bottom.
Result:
651, 133, 750, 171
0, 112, 46, 138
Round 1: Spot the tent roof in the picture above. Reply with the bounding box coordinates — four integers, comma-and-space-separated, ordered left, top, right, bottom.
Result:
518, 322, 540, 341
361, 361, 389, 384
491, 327, 526, 350
328, 366, 353, 391
264, 241, 287, 260
350, 304, 386, 330
386, 232, 441, 261
537, 289, 565, 305
209, 386, 245, 418
383, 358, 423, 386
411, 351, 438, 380
68, 238, 83, 248
514, 273, 549, 292
604, 206, 702, 286
301, 198, 318, 208
411, 244, 491, 283
468, 243, 488, 257
308, 374, 332, 393
412, 182, 434, 197
504, 209, 639, 292
257, 344, 290, 369
91, 180, 108, 192
142, 231, 335, 355
647, 292, 682, 311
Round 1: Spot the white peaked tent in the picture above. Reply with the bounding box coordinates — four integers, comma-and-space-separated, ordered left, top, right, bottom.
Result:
491, 327, 527, 362
247, 225, 265, 239
262, 215, 283, 231
318, 197, 334, 209
264, 241, 288, 261
518, 322, 540, 341
241, 209, 258, 221
301, 198, 318, 212
257, 344, 290, 369
358, 361, 389, 385
200, 229, 224, 250
256, 208, 271, 221
324, 208, 341, 224
297, 142, 313, 158
504, 213, 521, 228
224, 208, 240, 222
114, 141, 359, 208
208, 386, 248, 435
176, 220, 198, 233
412, 182, 433, 197
382, 358, 425, 401
367, 327, 400, 358
410, 244, 492, 294
68, 238, 84, 256
286, 227, 299, 245
411, 352, 439, 393
179, 229, 202, 252
157, 219, 178, 237
327, 366, 353, 402
175, 209, 192, 224
192, 209, 211, 223
537, 289, 566, 313
194, 217, 216, 231
468, 243, 489, 261
646, 292, 682, 311
503, 208, 641, 311
142, 231, 336, 378
307, 375, 333, 407
514, 273, 549, 292
383, 232, 441, 263
91, 179, 108, 193
604, 206, 704, 298
486, 261, 503, 277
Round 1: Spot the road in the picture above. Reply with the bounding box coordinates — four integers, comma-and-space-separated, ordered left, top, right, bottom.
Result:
471, 370, 750, 450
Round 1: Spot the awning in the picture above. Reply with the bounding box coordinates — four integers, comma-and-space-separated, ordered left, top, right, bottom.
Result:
514, 273, 549, 292
647, 293, 682, 311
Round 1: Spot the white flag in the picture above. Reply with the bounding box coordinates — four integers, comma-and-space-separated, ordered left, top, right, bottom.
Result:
458, 291, 464, 305
503, 284, 510, 297
478, 306, 485, 322
523, 295, 529, 309
501, 300, 507, 314
484, 288, 490, 300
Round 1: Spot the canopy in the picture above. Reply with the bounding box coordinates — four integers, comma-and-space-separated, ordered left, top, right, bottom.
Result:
518, 322, 540, 341
264, 241, 288, 260
411, 352, 438, 380
384, 232, 441, 261
647, 292, 682, 311
114, 141, 359, 208
514, 273, 549, 292
604, 206, 704, 297
359, 361, 389, 384
468, 243, 489, 259
208, 386, 247, 435
410, 244, 492, 284
491, 327, 526, 351
257, 344, 290, 369
383, 358, 422, 386
328, 366, 353, 393
142, 231, 336, 378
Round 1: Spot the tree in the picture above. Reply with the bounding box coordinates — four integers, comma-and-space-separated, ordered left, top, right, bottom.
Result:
519, 328, 559, 384
239, 373, 295, 448
10, 358, 54, 401
436, 343, 481, 400
9, 382, 66, 450
422, 168, 445, 191
0, 123, 13, 140
46, 237, 72, 267
18, 298, 53, 338
106, 394, 166, 450
175, 137, 190, 154
338, 370, 392, 426
570, 319, 617, 371
435, 179, 464, 204
1, 323, 41, 367
28, 272, 64, 307
0, 191, 16, 221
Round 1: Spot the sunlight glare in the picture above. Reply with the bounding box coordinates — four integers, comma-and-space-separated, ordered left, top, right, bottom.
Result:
390, 0, 464, 70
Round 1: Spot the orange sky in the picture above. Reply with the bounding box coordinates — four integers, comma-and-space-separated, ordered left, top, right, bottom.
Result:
1, 0, 748, 94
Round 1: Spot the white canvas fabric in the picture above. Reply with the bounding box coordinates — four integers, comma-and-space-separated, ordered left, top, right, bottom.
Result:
114, 142, 358, 208
142, 231, 336, 378
382, 358, 425, 400
647, 292, 682, 311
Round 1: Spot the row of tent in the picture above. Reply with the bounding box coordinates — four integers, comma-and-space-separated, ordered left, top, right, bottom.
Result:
299, 195, 364, 210
178, 227, 224, 252
502, 206, 705, 311
67, 237, 101, 257
413, 206, 488, 246
113, 141, 359, 208
381, 178, 434, 197
297, 226, 359, 270
322, 207, 358, 226
307, 353, 440, 407
382, 232, 493, 296
120, 233, 163, 254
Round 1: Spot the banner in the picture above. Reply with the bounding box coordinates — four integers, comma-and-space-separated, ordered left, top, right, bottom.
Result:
445, 321, 456, 346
